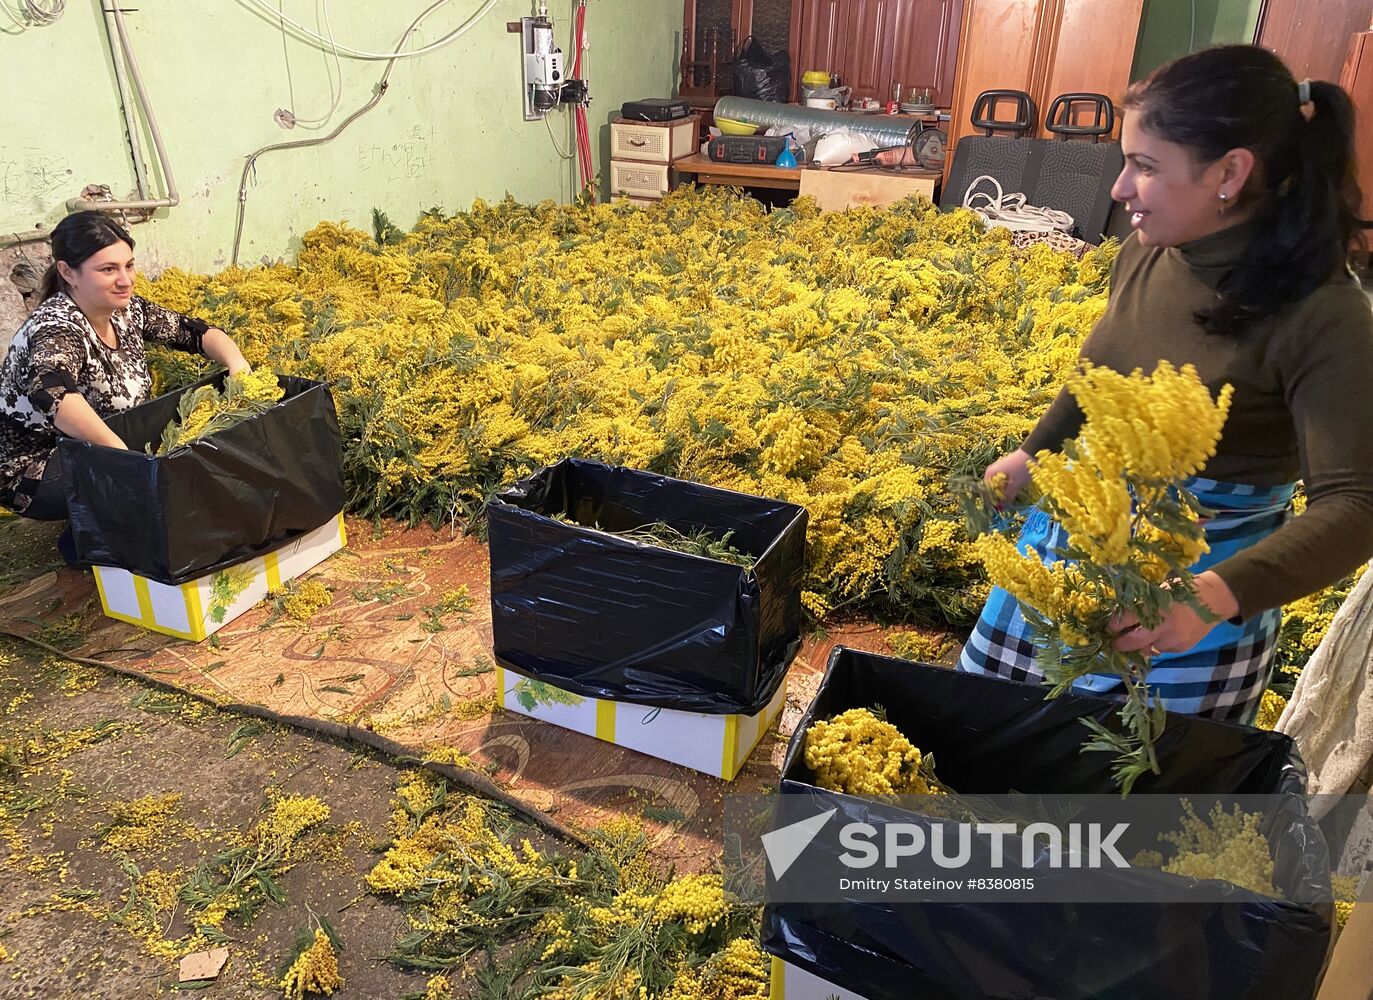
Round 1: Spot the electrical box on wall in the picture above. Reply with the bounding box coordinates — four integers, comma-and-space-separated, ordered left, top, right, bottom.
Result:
513, 3, 589, 121
521, 14, 563, 120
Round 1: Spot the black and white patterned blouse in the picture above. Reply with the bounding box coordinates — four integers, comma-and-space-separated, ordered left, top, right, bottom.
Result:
0, 293, 207, 513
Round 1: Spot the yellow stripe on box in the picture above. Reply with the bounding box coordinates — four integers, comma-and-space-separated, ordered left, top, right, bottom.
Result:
100, 607, 200, 642
721, 713, 741, 780
770, 956, 785, 1000
181, 581, 206, 642
595, 699, 616, 742
264, 551, 283, 592
132, 575, 155, 624
495, 666, 506, 704
336, 513, 348, 547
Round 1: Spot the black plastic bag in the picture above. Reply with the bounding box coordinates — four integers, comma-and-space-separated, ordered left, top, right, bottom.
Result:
56, 372, 345, 585
762, 646, 1334, 1000
488, 458, 806, 715
733, 35, 791, 103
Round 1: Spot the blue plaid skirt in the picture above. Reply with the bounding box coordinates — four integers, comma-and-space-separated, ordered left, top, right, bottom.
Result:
958, 476, 1297, 723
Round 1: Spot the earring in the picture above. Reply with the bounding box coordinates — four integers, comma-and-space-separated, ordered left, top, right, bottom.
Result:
1217, 191, 1229, 217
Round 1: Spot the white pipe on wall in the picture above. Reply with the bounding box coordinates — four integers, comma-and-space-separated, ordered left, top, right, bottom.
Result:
68, 2, 178, 214
100, 0, 151, 201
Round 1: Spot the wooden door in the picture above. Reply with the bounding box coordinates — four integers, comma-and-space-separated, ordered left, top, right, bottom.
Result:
840, 0, 964, 104
945, 0, 1045, 156
1341, 30, 1373, 222
792, 0, 850, 94
1032, 0, 1145, 137
841, 0, 897, 98
1257, 0, 1373, 84
944, 0, 1144, 178
887, 0, 964, 107
792, 0, 963, 103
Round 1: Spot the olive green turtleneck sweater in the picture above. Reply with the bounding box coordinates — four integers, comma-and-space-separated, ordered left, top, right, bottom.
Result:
1022, 223, 1373, 619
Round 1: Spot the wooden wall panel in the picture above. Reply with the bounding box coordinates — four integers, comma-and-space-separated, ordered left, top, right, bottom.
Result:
945, 0, 1043, 154
1341, 31, 1373, 222
1034, 0, 1145, 137
1257, 0, 1373, 84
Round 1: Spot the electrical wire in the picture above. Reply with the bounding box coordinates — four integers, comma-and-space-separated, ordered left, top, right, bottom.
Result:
0, 2, 29, 31
236, 0, 499, 61
230, 0, 450, 264
1188, 0, 1196, 53
571, 0, 594, 199
545, 111, 576, 160
286, 0, 345, 127
2, 0, 64, 28
21, 0, 64, 25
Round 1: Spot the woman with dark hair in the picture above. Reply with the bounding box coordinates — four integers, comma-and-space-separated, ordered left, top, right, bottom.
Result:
0, 211, 248, 519
959, 45, 1373, 723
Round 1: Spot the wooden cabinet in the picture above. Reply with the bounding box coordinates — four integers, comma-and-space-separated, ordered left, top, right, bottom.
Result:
791, 0, 849, 89
945, 0, 1144, 166
1257, 0, 1373, 84
790, 0, 964, 105
683, 0, 962, 107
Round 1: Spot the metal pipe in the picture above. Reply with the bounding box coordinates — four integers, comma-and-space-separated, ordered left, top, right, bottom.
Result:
99, 0, 150, 200
230, 0, 450, 265
68, 2, 178, 213
231, 82, 389, 266
0, 226, 54, 250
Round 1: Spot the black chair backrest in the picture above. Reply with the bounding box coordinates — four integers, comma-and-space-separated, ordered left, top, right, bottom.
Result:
971, 90, 1038, 137
1045, 93, 1115, 143
944, 90, 1124, 244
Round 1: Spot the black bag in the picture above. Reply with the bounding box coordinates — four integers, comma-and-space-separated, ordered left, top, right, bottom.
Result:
732, 35, 791, 103
56, 372, 345, 585
488, 458, 807, 715
762, 646, 1334, 1000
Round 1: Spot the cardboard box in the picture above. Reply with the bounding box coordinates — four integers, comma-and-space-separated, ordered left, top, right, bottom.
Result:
93, 514, 345, 641
762, 646, 1333, 1000
59, 373, 344, 584
770, 956, 872, 1000
495, 664, 785, 780
1316, 902, 1373, 1000
489, 458, 807, 717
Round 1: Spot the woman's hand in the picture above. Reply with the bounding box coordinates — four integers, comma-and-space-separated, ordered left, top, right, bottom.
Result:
984, 449, 1034, 508
54, 394, 127, 450
202, 327, 250, 376
1110, 571, 1240, 657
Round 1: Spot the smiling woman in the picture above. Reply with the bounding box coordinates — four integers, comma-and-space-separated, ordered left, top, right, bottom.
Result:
960, 45, 1373, 725
0, 212, 249, 520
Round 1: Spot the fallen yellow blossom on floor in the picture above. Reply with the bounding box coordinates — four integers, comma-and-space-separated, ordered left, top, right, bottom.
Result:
281, 929, 343, 999
282, 581, 333, 621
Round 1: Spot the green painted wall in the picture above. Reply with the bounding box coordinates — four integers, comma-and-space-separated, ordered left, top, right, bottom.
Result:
1130, 0, 1265, 81
1, 1, 679, 273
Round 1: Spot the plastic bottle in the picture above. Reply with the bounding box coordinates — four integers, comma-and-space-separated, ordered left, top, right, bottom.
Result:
776, 132, 798, 169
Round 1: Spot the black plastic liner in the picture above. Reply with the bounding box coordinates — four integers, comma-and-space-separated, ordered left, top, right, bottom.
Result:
488, 458, 807, 715
762, 646, 1334, 1000
56, 373, 345, 585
